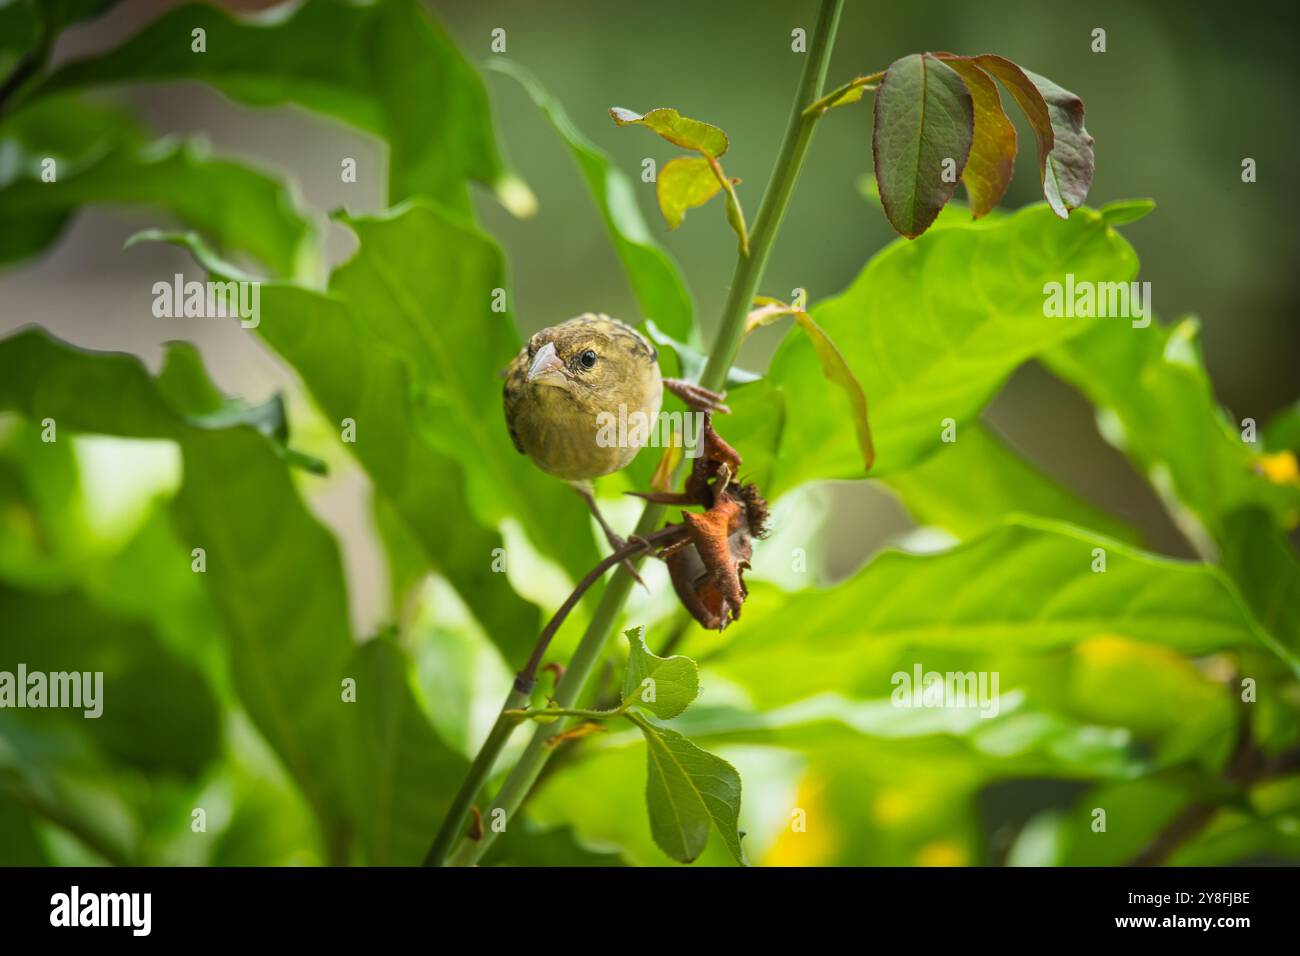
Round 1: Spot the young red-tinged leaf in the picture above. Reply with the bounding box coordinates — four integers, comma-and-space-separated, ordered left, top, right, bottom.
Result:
872, 53, 974, 238
656, 155, 721, 229
971, 55, 1093, 218
1023, 68, 1095, 214
932, 54, 1017, 218
609, 106, 729, 157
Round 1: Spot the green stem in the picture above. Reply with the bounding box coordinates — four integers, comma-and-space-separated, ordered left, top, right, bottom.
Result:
506, 705, 629, 723
446, 0, 846, 867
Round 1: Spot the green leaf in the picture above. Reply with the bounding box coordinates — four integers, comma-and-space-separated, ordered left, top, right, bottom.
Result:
621, 626, 699, 720
0, 586, 222, 778
884, 421, 1139, 542
1099, 198, 1156, 226
872, 53, 974, 238
486, 60, 694, 340
632, 715, 744, 864
0, 327, 358, 853
480, 816, 629, 867
1264, 399, 1300, 452
610, 107, 729, 157
643, 320, 760, 388
721, 516, 1285, 705
731, 204, 1139, 494
1220, 508, 1300, 659
342, 638, 469, 866
1045, 316, 1300, 546
656, 155, 721, 229
17, 0, 508, 212
932, 55, 1016, 218
0, 96, 313, 275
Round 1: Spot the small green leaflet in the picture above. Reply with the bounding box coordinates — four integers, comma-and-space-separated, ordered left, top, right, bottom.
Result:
621, 625, 700, 720
631, 715, 745, 865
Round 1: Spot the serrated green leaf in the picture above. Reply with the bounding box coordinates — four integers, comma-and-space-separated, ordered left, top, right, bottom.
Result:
488, 60, 694, 340
872, 53, 974, 238
656, 155, 721, 229
610, 106, 728, 156
16, 0, 507, 212
621, 626, 699, 720
932, 55, 1016, 218
633, 716, 744, 864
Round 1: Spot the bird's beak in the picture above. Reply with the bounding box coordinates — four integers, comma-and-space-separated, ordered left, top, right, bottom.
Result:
526, 341, 566, 383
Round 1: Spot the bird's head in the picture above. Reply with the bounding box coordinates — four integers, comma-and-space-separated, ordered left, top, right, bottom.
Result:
524, 315, 657, 402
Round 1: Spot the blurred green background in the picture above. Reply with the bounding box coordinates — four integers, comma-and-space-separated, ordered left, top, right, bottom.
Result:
1, 0, 1297, 867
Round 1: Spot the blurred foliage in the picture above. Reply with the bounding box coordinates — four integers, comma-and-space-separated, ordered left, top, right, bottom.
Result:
0, 0, 1297, 867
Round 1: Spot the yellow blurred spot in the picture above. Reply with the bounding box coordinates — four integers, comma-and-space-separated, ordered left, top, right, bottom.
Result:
762, 776, 836, 868
916, 840, 967, 867
1254, 451, 1300, 487
872, 789, 914, 826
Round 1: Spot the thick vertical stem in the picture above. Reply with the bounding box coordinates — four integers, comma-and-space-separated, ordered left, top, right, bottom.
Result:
443, 0, 846, 867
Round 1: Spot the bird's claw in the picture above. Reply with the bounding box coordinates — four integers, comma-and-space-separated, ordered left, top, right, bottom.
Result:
664, 378, 730, 415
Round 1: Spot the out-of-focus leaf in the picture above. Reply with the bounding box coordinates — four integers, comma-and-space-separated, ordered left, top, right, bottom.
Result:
731, 204, 1139, 495
633, 716, 744, 864
884, 421, 1138, 543
487, 60, 694, 340
621, 626, 699, 720
932, 54, 1016, 218
872, 53, 973, 238
0, 586, 221, 777
609, 107, 729, 156
656, 155, 721, 229
342, 638, 468, 866
1263, 400, 1300, 452
17, 0, 507, 212
1046, 316, 1300, 547
0, 328, 358, 855
1220, 508, 1300, 658
0, 96, 313, 274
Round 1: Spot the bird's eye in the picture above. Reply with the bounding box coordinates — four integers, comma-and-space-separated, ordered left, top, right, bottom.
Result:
579, 349, 597, 369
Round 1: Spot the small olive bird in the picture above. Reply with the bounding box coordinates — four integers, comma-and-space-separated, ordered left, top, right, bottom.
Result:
503, 313, 724, 578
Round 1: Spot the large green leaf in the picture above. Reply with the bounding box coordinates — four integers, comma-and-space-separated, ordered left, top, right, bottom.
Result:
487, 60, 694, 340
872, 53, 973, 238
15, 0, 507, 212
884, 421, 1138, 543
0, 95, 313, 274
717, 516, 1286, 708
731, 204, 1139, 495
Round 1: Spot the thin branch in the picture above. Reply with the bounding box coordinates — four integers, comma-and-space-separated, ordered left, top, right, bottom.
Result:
442, 0, 848, 869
